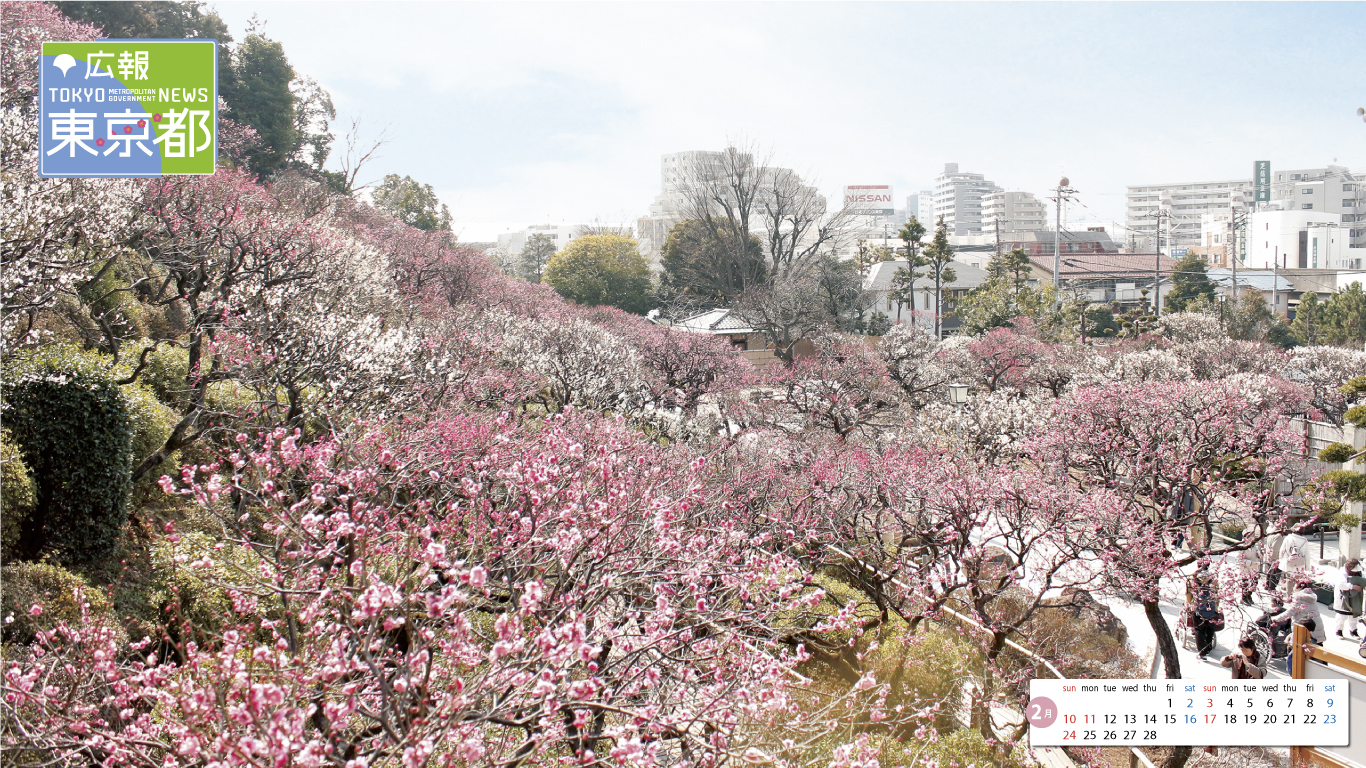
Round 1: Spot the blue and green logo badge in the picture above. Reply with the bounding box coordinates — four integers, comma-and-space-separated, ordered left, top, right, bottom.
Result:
40, 39, 218, 178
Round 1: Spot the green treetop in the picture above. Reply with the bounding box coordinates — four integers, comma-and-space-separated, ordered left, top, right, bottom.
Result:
1164, 254, 1218, 313
371, 174, 452, 232
545, 234, 654, 314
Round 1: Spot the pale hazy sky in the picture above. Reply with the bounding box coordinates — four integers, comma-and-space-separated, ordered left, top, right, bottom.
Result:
212, 2, 1365, 242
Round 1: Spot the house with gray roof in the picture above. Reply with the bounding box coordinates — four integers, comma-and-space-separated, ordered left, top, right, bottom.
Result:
864, 259, 990, 335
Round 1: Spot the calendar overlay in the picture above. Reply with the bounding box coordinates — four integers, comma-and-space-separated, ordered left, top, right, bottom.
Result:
1027, 678, 1350, 747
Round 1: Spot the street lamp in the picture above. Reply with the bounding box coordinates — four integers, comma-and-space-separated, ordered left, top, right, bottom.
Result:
948, 382, 968, 444
948, 382, 969, 406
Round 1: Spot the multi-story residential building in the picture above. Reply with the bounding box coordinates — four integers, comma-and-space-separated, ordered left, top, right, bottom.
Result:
637, 150, 820, 266
636, 150, 729, 264
934, 163, 1001, 236
1192, 212, 1236, 267
1269, 165, 1365, 247
1245, 210, 1364, 270
906, 190, 936, 225
1125, 177, 1253, 251
980, 191, 1047, 237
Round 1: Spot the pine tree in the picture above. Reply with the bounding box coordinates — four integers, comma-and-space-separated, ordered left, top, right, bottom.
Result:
1290, 290, 1323, 345
923, 217, 957, 338
1322, 284, 1366, 346
1164, 254, 1218, 313
985, 247, 1032, 296
890, 217, 930, 325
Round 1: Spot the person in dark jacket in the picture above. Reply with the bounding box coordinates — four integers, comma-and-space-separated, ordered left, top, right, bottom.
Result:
1221, 638, 1264, 679
1189, 565, 1221, 660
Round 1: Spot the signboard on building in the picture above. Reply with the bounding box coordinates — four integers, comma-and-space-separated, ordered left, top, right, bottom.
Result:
843, 185, 895, 216
1170, 247, 1188, 258
1253, 160, 1271, 202
40, 40, 218, 178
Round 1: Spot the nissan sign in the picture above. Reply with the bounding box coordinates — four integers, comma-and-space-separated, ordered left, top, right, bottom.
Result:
843, 185, 895, 216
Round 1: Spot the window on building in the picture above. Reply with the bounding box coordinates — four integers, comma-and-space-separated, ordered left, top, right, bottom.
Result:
1345, 200, 1356, 208
1291, 174, 1301, 180
1302, 204, 1314, 210
1302, 188, 1314, 195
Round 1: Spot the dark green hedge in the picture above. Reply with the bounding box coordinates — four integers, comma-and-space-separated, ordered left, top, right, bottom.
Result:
2, 346, 132, 567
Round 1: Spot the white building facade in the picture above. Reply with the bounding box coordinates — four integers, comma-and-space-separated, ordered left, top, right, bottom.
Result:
907, 190, 936, 226
636, 151, 728, 264
934, 164, 1001, 236
1245, 210, 1365, 270
980, 191, 1047, 237
637, 150, 822, 267
1269, 165, 1365, 248
1125, 177, 1253, 250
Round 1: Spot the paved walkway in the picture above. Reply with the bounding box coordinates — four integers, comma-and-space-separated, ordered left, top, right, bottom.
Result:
1100, 530, 1365, 682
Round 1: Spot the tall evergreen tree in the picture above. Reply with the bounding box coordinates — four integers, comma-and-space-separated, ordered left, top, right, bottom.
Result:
55, 2, 240, 140
985, 247, 1033, 296
923, 217, 957, 338
1322, 283, 1366, 346
222, 32, 298, 176
657, 219, 765, 306
1290, 290, 1324, 345
517, 233, 556, 284
1164, 254, 1218, 313
889, 218, 930, 322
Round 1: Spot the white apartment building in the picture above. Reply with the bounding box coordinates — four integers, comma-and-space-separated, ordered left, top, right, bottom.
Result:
1125, 177, 1253, 251
1245, 210, 1365, 270
636, 150, 820, 266
934, 163, 1001, 236
1269, 165, 1365, 247
496, 223, 631, 257
980, 191, 1047, 237
906, 190, 936, 225
636, 150, 728, 264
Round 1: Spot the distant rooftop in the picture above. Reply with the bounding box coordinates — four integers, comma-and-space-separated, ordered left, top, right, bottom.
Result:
865, 259, 990, 292
1033, 252, 1178, 277
672, 308, 756, 335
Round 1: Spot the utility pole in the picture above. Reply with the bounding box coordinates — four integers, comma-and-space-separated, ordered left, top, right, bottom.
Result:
1228, 192, 1246, 304
1231, 219, 1239, 303
1155, 213, 1162, 317
1272, 246, 1279, 316
1049, 178, 1077, 308
1153, 193, 1173, 317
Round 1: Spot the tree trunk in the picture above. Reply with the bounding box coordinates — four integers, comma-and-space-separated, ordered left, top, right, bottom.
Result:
1143, 598, 1182, 679
1164, 745, 1193, 768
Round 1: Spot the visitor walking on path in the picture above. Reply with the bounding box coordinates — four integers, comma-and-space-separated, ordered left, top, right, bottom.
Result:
1278, 528, 1311, 599
1332, 558, 1365, 639
1188, 563, 1222, 660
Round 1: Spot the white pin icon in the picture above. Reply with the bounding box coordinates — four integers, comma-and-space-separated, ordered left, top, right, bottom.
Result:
52, 53, 77, 76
